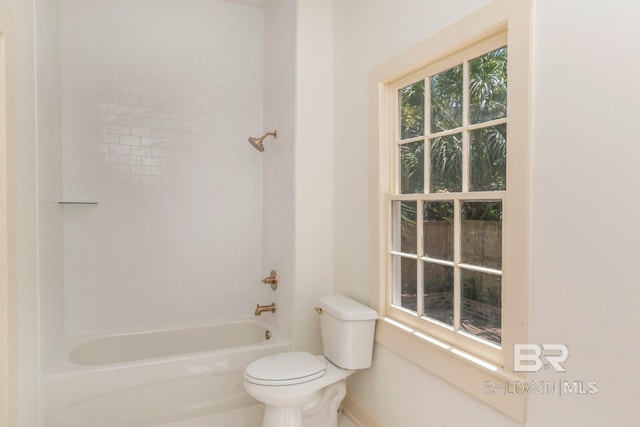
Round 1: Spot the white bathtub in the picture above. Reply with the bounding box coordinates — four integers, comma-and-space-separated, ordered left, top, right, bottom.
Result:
43, 319, 289, 427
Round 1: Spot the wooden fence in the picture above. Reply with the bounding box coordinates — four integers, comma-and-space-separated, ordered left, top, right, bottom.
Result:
400, 219, 502, 305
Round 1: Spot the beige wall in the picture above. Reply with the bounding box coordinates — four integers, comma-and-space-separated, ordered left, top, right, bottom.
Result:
2, 0, 40, 425
294, 0, 334, 353
36, 0, 64, 376
0, 2, 15, 426
333, 0, 640, 425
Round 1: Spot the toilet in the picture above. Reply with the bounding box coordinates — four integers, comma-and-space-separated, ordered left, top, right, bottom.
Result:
243, 295, 378, 427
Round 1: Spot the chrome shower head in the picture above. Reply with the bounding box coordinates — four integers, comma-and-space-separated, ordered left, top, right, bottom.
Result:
248, 130, 277, 152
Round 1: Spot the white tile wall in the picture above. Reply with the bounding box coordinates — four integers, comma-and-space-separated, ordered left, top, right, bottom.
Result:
261, 0, 296, 343
61, 0, 266, 334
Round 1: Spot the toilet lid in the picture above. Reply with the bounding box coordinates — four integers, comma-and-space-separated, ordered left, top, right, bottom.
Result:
244, 351, 327, 386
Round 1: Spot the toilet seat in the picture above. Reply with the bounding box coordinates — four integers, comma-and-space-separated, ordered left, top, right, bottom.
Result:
244, 351, 327, 386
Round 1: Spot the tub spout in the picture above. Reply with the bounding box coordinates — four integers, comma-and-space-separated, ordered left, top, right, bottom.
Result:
255, 303, 276, 316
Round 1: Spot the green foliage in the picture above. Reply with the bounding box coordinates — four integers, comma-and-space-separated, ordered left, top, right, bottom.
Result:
486, 285, 502, 308
431, 65, 463, 133
425, 264, 453, 294
399, 81, 425, 139
399, 201, 416, 240
400, 141, 424, 194
462, 201, 502, 222
463, 278, 480, 301
424, 201, 454, 222
470, 125, 506, 191
463, 276, 502, 308
469, 47, 508, 124
399, 46, 507, 194
430, 134, 462, 192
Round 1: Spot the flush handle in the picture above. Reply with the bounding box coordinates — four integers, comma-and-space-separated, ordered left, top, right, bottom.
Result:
314, 307, 323, 315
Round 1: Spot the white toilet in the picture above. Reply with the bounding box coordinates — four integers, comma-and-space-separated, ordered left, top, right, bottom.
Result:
243, 295, 378, 427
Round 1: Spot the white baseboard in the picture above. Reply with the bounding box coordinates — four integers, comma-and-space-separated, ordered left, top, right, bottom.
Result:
341, 394, 384, 427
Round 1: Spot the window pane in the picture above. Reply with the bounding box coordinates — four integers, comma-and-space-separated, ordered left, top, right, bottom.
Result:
430, 134, 462, 193
423, 201, 453, 261
392, 256, 417, 313
469, 46, 507, 124
431, 65, 463, 133
423, 262, 453, 326
461, 201, 502, 269
393, 201, 417, 254
461, 269, 501, 345
470, 124, 506, 191
399, 81, 425, 139
400, 141, 424, 194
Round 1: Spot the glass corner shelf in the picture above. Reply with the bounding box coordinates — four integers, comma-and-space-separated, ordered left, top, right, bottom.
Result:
58, 201, 98, 205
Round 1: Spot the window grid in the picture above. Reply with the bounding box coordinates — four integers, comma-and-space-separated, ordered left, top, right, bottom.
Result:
390, 40, 507, 355
423, 77, 431, 195
416, 200, 425, 317
453, 199, 462, 331
462, 60, 470, 193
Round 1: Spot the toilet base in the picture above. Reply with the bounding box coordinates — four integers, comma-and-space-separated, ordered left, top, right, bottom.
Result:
261, 380, 346, 427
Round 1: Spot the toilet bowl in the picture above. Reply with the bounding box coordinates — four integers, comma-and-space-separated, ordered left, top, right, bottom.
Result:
243, 295, 377, 427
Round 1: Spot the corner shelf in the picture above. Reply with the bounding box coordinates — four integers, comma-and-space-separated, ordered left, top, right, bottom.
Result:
58, 202, 98, 205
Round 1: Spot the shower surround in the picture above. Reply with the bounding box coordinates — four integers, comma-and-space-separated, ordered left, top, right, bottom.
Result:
61, 0, 266, 335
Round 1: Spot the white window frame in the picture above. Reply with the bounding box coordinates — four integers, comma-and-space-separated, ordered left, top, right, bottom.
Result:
389, 32, 508, 365
369, 0, 532, 421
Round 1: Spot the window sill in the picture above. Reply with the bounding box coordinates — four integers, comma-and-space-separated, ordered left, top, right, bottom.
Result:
375, 317, 527, 423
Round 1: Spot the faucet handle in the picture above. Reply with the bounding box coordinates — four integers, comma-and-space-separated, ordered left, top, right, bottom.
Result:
261, 270, 278, 290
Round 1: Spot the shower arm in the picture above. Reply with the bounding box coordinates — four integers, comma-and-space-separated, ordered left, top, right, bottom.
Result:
248, 130, 277, 152
260, 131, 277, 140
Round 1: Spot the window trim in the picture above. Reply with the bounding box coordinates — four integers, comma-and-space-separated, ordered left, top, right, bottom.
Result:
0, 3, 16, 425
369, 0, 532, 422
389, 32, 508, 365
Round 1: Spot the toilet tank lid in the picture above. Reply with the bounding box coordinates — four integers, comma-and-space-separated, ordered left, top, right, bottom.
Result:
318, 295, 378, 321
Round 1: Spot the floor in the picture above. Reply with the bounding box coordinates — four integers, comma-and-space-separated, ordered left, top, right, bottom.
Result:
339, 413, 357, 427
155, 404, 357, 427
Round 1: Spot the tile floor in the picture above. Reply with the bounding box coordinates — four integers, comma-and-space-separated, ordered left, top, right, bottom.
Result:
155, 404, 357, 427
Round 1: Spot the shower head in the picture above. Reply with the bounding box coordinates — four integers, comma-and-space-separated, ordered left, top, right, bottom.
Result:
248, 130, 277, 152
248, 136, 265, 152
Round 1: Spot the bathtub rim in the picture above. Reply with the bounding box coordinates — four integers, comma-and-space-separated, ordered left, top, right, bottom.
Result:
45, 317, 288, 377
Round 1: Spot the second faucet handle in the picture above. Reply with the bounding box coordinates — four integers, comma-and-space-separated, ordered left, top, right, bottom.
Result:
262, 270, 278, 290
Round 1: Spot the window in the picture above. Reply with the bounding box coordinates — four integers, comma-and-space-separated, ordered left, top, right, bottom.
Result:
389, 36, 507, 364
370, 0, 531, 421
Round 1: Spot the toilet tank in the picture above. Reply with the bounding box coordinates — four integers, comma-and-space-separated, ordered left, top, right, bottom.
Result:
318, 295, 378, 370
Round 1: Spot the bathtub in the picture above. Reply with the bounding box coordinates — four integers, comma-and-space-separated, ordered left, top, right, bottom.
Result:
43, 319, 289, 427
